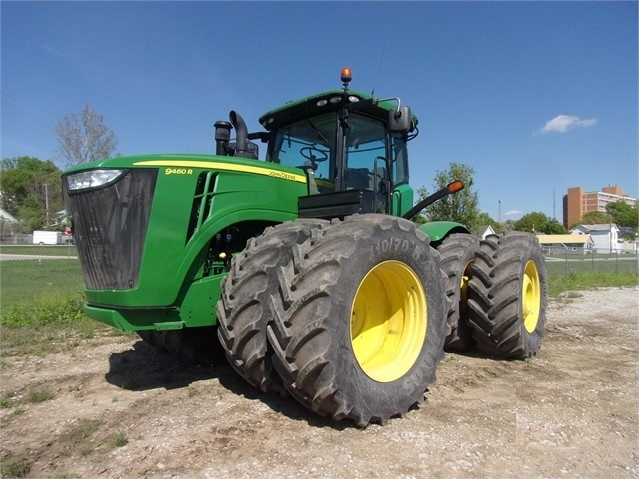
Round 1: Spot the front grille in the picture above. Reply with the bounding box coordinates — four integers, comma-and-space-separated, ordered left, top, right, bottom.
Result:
63, 169, 158, 290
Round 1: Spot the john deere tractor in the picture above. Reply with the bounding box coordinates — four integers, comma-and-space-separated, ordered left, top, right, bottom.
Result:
62, 68, 547, 427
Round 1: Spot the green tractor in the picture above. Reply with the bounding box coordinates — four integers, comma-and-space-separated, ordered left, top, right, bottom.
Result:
62, 68, 547, 427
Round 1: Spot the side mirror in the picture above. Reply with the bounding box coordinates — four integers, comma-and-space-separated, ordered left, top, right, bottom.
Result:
388, 106, 413, 133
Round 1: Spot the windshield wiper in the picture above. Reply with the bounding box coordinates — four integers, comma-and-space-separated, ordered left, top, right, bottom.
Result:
306, 119, 329, 144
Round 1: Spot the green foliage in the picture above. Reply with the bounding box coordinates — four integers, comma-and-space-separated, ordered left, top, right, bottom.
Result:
0, 156, 65, 233
515, 211, 566, 234
606, 201, 638, 229
474, 212, 501, 233
1, 294, 86, 328
18, 195, 45, 230
416, 162, 481, 230
576, 210, 610, 227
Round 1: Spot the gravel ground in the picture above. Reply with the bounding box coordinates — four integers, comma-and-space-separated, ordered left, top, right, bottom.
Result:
1, 287, 638, 479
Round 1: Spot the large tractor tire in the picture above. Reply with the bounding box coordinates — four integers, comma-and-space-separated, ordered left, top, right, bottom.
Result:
437, 233, 480, 352
267, 214, 448, 427
216, 219, 328, 395
137, 326, 222, 363
467, 232, 547, 358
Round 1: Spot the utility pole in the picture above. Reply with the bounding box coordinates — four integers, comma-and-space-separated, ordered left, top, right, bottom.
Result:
44, 182, 50, 228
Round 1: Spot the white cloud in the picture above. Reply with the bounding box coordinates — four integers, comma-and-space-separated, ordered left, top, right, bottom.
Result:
43, 44, 64, 56
538, 115, 597, 134
504, 209, 523, 220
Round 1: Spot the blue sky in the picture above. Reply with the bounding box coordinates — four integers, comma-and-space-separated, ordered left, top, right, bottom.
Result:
2, 1, 637, 221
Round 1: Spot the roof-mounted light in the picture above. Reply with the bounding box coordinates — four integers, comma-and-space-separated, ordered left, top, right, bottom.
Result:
341, 67, 352, 85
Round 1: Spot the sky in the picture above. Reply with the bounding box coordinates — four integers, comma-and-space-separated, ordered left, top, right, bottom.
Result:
2, 1, 637, 221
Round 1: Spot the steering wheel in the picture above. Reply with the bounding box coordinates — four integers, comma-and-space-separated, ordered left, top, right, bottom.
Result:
300, 146, 329, 163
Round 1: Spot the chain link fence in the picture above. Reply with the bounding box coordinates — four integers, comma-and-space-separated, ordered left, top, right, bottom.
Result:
1, 245, 84, 309
544, 249, 639, 277
2, 241, 637, 311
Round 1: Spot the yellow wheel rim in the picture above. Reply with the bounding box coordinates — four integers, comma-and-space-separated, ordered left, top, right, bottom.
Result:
350, 260, 427, 383
522, 260, 541, 334
460, 260, 474, 311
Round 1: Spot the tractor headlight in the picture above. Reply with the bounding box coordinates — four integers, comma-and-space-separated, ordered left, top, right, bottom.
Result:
66, 169, 127, 191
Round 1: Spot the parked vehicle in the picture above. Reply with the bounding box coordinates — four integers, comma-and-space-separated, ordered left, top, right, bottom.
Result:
32, 230, 62, 245
62, 68, 547, 426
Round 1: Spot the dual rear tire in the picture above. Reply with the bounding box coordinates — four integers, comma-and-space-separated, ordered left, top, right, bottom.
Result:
216, 219, 328, 394
266, 214, 448, 426
216, 221, 547, 425
436, 231, 547, 359
467, 232, 547, 358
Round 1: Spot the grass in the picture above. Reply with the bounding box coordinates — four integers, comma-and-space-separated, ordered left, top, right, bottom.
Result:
27, 388, 55, 404
0, 390, 15, 408
0, 251, 636, 356
0, 245, 77, 257
0, 258, 84, 308
0, 456, 30, 478
105, 431, 129, 451
0, 388, 55, 428
545, 255, 638, 277
59, 418, 102, 447
547, 271, 638, 297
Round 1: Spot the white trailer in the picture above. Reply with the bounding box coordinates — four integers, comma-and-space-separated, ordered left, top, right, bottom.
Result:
32, 230, 62, 245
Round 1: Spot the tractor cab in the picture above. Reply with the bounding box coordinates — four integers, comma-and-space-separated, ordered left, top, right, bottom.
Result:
258, 68, 418, 219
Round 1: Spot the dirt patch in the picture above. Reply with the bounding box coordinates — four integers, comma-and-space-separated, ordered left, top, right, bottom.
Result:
1, 287, 638, 479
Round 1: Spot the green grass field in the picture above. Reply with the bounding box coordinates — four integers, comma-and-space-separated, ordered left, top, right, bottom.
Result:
1, 245, 77, 257
1, 259, 84, 307
545, 255, 638, 276
0, 249, 636, 332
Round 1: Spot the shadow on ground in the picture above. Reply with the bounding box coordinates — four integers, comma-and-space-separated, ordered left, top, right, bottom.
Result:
105, 339, 349, 430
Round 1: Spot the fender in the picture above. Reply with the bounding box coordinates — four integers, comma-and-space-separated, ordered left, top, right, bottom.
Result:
418, 221, 470, 247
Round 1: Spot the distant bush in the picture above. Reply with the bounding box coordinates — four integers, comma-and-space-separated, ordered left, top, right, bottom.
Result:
1, 294, 85, 328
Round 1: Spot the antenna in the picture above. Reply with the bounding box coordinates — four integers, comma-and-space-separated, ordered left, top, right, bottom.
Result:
371, 43, 386, 96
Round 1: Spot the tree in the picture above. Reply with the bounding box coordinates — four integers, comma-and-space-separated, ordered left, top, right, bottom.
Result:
415, 162, 481, 230
514, 212, 566, 234
574, 210, 611, 228
55, 103, 119, 167
0, 156, 64, 232
606, 201, 638, 229
475, 212, 501, 233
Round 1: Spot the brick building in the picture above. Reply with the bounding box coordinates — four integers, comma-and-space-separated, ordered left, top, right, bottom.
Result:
563, 185, 637, 228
